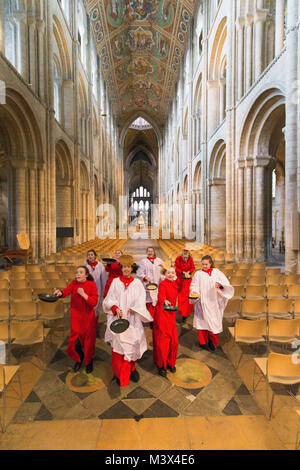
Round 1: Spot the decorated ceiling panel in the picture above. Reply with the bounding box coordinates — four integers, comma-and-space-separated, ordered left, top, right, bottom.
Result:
84, 0, 196, 127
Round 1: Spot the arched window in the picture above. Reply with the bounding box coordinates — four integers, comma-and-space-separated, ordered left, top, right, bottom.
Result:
272, 170, 276, 199
77, 0, 88, 69
53, 58, 62, 122
4, 0, 21, 73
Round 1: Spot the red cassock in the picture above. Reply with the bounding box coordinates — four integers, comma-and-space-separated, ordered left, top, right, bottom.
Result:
153, 278, 179, 370
61, 280, 98, 366
103, 261, 122, 298
175, 256, 195, 318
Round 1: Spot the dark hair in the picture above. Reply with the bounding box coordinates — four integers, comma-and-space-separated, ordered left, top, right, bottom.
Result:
201, 255, 215, 268
77, 266, 94, 282
87, 249, 97, 257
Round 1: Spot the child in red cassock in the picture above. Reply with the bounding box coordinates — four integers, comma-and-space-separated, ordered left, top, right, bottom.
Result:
175, 249, 195, 323
153, 265, 179, 377
54, 266, 98, 374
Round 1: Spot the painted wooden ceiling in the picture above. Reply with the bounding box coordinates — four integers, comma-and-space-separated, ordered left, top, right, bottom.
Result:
84, 0, 196, 127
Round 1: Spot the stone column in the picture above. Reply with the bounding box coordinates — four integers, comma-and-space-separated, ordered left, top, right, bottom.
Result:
28, 15, 37, 92
245, 14, 253, 91
254, 9, 268, 80
237, 165, 244, 260
29, 166, 38, 259
36, 19, 45, 101
285, 0, 299, 272
15, 166, 27, 236
219, 77, 226, 122
207, 80, 219, 136
236, 17, 245, 100
19, 13, 29, 83
38, 167, 46, 259
0, 0, 5, 54
275, 0, 286, 55
255, 164, 265, 261
244, 164, 253, 260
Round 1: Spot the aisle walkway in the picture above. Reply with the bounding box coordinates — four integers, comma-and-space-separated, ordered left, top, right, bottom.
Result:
0, 239, 294, 450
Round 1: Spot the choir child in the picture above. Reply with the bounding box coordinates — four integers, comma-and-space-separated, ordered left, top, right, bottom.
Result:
103, 255, 153, 387
103, 249, 123, 299
153, 265, 179, 377
136, 246, 164, 319
175, 249, 195, 323
85, 250, 107, 316
189, 255, 234, 351
54, 266, 99, 373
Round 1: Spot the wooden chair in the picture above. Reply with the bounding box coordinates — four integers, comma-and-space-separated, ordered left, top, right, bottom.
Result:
245, 286, 266, 299
10, 279, 29, 290
0, 303, 10, 321
288, 285, 300, 299
0, 321, 9, 344
10, 320, 49, 346
268, 319, 300, 348
0, 280, 9, 290
247, 276, 265, 286
294, 299, 300, 318
232, 285, 245, 300
223, 299, 241, 323
266, 285, 288, 299
0, 272, 10, 282
10, 289, 32, 303
10, 301, 37, 321
253, 353, 300, 419
231, 277, 247, 287
0, 364, 22, 432
266, 276, 283, 286
284, 275, 300, 286
229, 319, 267, 368
241, 299, 267, 320
0, 290, 9, 303
268, 299, 294, 320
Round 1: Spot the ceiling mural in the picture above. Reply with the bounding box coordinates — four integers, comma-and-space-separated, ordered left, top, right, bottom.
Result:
84, 0, 196, 127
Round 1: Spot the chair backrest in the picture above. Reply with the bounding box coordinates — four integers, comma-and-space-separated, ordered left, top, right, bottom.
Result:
233, 270, 249, 278
0, 321, 9, 345
10, 301, 37, 318
0, 271, 10, 281
0, 280, 9, 290
27, 265, 42, 273
247, 277, 265, 286
268, 319, 300, 337
47, 279, 68, 289
11, 265, 26, 273
231, 277, 247, 286
235, 319, 267, 338
268, 299, 293, 313
288, 285, 300, 298
0, 290, 9, 303
10, 320, 44, 344
242, 299, 267, 313
266, 268, 281, 277
10, 272, 27, 280
30, 279, 48, 289
294, 298, 300, 313
267, 285, 287, 298
266, 276, 283, 286
10, 280, 29, 289
0, 302, 10, 320
233, 286, 245, 298
37, 301, 64, 315
245, 286, 266, 298
10, 289, 32, 302
224, 299, 241, 313
284, 275, 300, 285
17, 233, 30, 250
268, 352, 300, 378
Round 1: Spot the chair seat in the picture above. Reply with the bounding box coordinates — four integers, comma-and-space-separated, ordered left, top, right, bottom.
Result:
268, 375, 300, 385
235, 336, 266, 344
0, 366, 20, 392
269, 336, 298, 343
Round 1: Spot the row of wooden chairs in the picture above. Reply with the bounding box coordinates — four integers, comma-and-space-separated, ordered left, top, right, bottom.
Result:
0, 300, 65, 321
224, 298, 300, 321
232, 284, 300, 299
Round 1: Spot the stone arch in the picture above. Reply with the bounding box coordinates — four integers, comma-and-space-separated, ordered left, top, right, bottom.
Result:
209, 140, 226, 249
55, 140, 74, 250
80, 160, 90, 242
238, 87, 286, 261
53, 15, 71, 78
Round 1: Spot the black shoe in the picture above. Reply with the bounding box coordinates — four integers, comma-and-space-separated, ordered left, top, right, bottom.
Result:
74, 361, 83, 372
86, 360, 93, 374
181, 317, 186, 324
167, 365, 176, 373
158, 368, 167, 377
115, 377, 120, 386
208, 339, 216, 351
130, 369, 140, 383
199, 343, 209, 351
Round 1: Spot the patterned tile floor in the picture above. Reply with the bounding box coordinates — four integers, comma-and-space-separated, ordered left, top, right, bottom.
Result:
12, 315, 263, 424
